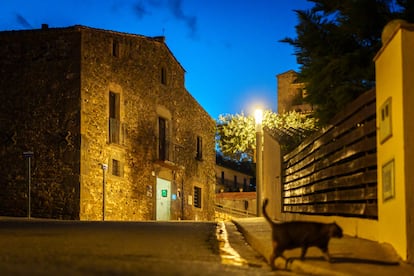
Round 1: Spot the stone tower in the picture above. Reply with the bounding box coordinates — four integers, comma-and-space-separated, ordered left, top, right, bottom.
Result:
276, 70, 313, 114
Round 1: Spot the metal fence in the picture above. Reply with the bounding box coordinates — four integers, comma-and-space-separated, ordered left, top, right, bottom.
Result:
214, 204, 256, 218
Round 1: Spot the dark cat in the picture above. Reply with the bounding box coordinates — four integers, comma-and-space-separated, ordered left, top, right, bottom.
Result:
262, 198, 343, 270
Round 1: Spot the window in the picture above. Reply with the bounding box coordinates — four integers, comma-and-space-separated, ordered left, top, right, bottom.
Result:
161, 67, 167, 85
112, 40, 119, 57
196, 136, 203, 160
380, 97, 392, 143
292, 88, 304, 106
112, 159, 122, 177
109, 92, 120, 119
109, 91, 120, 144
158, 117, 169, 160
194, 186, 202, 208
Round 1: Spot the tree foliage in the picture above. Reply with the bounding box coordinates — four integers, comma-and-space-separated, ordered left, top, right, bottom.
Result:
282, 0, 414, 125
216, 110, 317, 160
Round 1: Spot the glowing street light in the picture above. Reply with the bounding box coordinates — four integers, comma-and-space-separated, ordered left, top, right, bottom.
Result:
254, 109, 263, 127
255, 109, 263, 216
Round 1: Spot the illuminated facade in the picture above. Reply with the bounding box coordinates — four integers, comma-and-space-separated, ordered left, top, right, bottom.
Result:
0, 25, 215, 221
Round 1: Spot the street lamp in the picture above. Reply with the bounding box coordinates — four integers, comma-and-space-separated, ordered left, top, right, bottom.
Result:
101, 163, 108, 221
23, 151, 34, 219
255, 109, 263, 216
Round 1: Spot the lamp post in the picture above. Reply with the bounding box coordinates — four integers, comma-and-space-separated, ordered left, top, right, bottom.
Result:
101, 163, 108, 221
255, 109, 263, 217
23, 151, 34, 219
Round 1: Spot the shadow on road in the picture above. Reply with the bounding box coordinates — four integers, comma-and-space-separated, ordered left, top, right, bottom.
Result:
286, 256, 400, 266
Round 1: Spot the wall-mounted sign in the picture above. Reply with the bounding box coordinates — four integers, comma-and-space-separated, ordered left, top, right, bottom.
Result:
161, 189, 168, 197
382, 159, 395, 201
380, 97, 392, 143
146, 185, 153, 197
23, 151, 34, 158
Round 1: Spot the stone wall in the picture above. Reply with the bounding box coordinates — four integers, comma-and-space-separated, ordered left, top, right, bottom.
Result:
78, 26, 216, 221
0, 27, 81, 219
215, 192, 257, 217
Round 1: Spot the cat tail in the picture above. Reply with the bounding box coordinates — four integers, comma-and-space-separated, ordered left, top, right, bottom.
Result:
262, 198, 273, 225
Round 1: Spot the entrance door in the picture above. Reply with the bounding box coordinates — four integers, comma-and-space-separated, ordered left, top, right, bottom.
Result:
156, 178, 171, 220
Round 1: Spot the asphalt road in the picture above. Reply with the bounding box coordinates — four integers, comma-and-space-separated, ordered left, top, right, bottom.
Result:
0, 218, 295, 275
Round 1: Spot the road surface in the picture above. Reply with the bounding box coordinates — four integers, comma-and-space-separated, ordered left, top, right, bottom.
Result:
0, 218, 295, 275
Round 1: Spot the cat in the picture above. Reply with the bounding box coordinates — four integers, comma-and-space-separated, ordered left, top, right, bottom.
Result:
262, 198, 343, 270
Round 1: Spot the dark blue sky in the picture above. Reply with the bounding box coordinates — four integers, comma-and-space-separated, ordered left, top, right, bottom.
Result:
1, 0, 313, 119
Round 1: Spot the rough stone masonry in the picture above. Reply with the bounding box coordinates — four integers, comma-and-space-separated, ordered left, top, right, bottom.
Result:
0, 25, 216, 220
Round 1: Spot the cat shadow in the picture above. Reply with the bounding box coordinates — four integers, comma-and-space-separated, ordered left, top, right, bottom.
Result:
330, 256, 399, 266
286, 256, 400, 266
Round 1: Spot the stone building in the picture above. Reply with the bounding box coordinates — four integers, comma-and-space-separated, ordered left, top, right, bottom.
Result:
0, 25, 216, 221
276, 70, 313, 113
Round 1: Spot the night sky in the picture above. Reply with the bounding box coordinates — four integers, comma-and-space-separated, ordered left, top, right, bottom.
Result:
1, 0, 313, 119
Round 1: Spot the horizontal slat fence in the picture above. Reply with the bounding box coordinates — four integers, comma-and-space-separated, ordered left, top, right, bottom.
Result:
282, 89, 377, 218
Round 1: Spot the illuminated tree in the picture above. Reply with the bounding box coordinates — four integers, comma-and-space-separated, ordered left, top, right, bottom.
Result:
216, 110, 317, 160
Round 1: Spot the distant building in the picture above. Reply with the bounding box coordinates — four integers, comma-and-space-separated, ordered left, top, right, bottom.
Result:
0, 25, 216, 221
215, 164, 253, 193
276, 70, 313, 114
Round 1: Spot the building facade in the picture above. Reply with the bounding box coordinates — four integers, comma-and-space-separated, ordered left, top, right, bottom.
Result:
276, 70, 313, 114
215, 164, 252, 193
0, 25, 216, 221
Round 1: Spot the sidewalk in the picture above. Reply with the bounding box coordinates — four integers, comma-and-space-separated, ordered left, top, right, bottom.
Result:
232, 217, 414, 276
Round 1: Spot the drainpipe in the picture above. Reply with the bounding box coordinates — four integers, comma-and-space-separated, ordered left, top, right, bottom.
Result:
101, 163, 108, 221
181, 178, 185, 220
